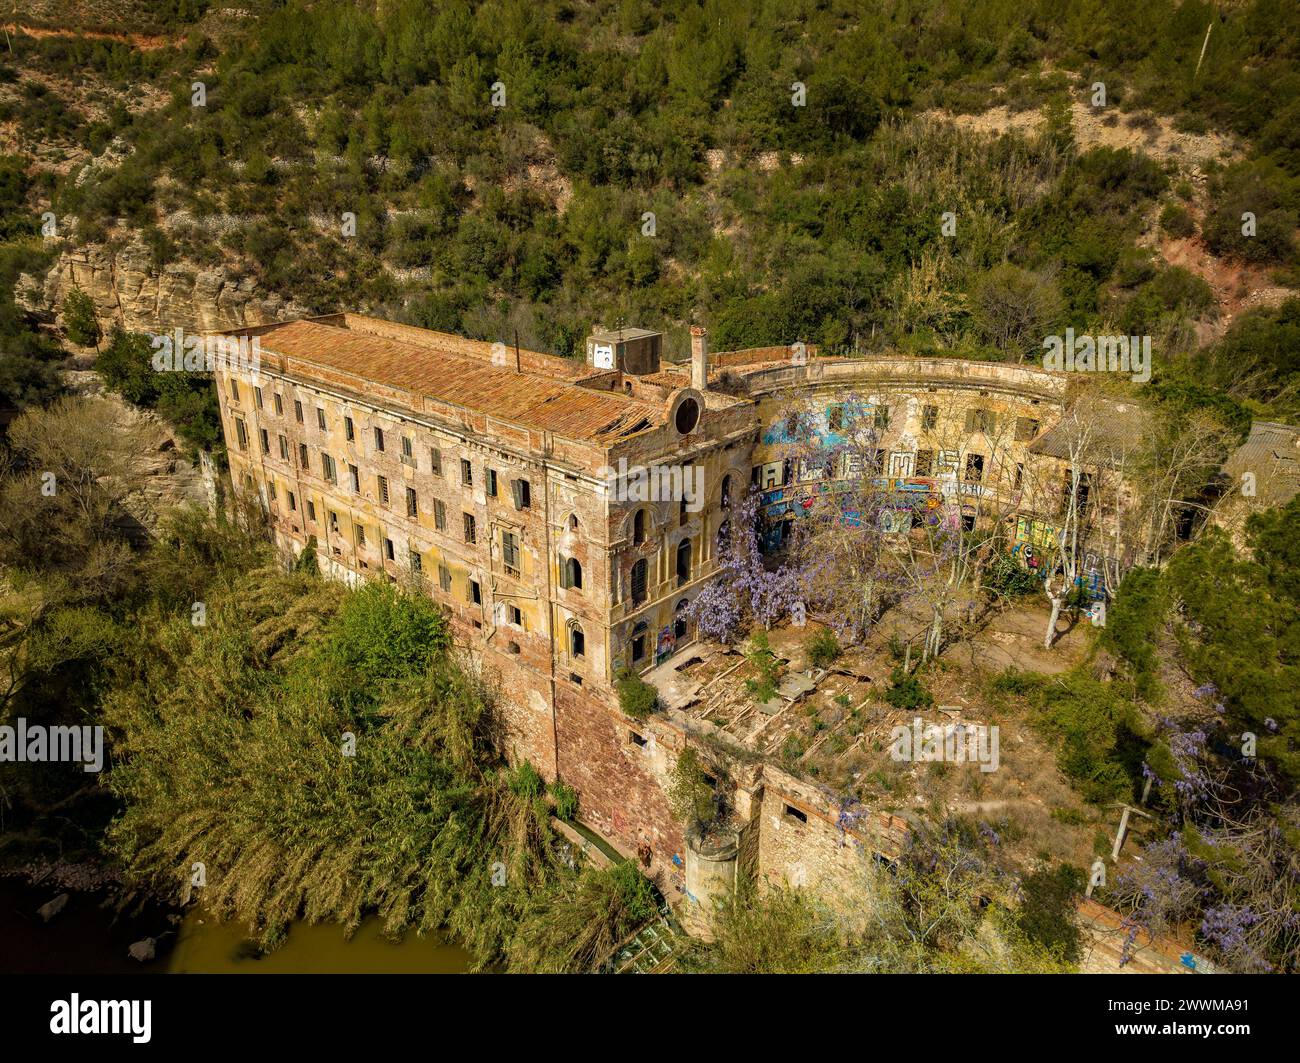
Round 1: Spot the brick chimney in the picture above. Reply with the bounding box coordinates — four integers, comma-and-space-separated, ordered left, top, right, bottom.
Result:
690, 326, 709, 391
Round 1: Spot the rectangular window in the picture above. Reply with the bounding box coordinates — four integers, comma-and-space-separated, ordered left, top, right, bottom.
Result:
433, 499, 446, 531
274, 393, 283, 416
486, 469, 497, 497
259, 428, 269, 454
349, 463, 359, 492
378, 475, 389, 504
438, 564, 452, 592
235, 419, 248, 450
401, 436, 414, 467
461, 459, 472, 486
354, 523, 366, 547
410, 549, 422, 573
294, 399, 303, 423
316, 407, 327, 431
230, 378, 240, 402
1014, 462, 1024, 491
874, 404, 890, 430
469, 579, 482, 605
374, 426, 385, 452
921, 405, 938, 430
328, 511, 340, 535
279, 434, 289, 461
429, 447, 442, 476
322, 453, 336, 483
405, 487, 418, 518
784, 804, 808, 824
463, 513, 476, 543
828, 405, 845, 432
965, 453, 985, 482
502, 530, 520, 574
254, 386, 263, 409
307, 499, 316, 521
288, 491, 297, 511
511, 478, 531, 509
915, 449, 934, 477
1016, 417, 1040, 442
385, 537, 395, 560
966, 408, 995, 435
508, 604, 523, 627
345, 416, 354, 441
299, 443, 308, 469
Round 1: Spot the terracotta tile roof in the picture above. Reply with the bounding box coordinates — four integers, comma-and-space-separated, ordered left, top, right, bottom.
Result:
253, 319, 666, 445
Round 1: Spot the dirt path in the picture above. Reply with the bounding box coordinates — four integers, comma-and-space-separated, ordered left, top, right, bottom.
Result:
1, 23, 175, 51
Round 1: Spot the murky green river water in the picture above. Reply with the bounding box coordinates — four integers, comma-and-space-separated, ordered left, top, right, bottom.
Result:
1, 879, 473, 974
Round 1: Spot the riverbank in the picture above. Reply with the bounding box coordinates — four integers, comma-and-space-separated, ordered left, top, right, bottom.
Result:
1, 877, 474, 974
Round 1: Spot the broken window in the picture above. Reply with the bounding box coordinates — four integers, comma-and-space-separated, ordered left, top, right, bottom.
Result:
434, 499, 446, 531
294, 399, 303, 423
429, 447, 442, 476
235, 419, 248, 450
463, 512, 476, 543
345, 416, 354, 441
502, 530, 520, 574
401, 435, 414, 467
511, 478, 531, 509
384, 537, 394, 560
469, 579, 482, 605
630, 559, 648, 605
631, 621, 648, 662
964, 453, 984, 482
406, 487, 418, 518
570, 623, 585, 658
676, 538, 691, 585
965, 408, 995, 435
438, 564, 452, 591
784, 804, 808, 824
374, 426, 385, 451
378, 475, 389, 504
633, 509, 647, 545
720, 474, 732, 508
461, 459, 473, 486
921, 405, 938, 430
1016, 417, 1040, 442
915, 449, 934, 477
316, 407, 327, 431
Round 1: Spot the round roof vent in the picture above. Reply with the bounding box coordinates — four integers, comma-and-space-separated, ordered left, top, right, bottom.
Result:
674, 395, 700, 435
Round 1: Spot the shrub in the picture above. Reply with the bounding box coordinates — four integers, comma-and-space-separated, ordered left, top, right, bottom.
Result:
805, 628, 841, 669
616, 668, 658, 719
549, 779, 579, 822
1159, 202, 1196, 238
1015, 865, 1085, 964
884, 666, 933, 711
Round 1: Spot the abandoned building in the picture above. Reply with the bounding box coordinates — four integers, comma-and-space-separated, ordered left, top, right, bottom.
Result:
211, 312, 1170, 912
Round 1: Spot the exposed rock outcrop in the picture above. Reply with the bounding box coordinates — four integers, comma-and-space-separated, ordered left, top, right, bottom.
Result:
19, 241, 308, 336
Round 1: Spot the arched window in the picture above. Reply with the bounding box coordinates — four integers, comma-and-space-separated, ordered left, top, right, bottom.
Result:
569, 622, 585, 658
630, 558, 648, 604
679, 496, 688, 526
633, 509, 647, 545
674, 598, 690, 640
631, 621, 648, 662
676, 538, 692, 584
721, 474, 732, 508
568, 513, 580, 532
564, 556, 583, 590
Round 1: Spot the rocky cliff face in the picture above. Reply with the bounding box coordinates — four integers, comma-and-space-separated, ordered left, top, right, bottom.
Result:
64, 370, 217, 534
19, 242, 308, 337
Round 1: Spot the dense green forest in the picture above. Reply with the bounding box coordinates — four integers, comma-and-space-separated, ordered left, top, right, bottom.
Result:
3, 0, 1299, 423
